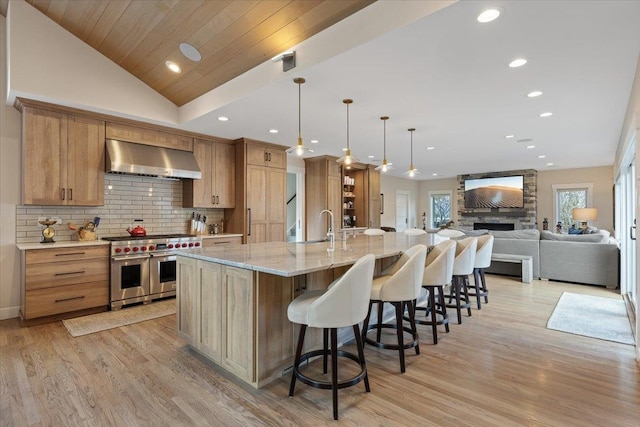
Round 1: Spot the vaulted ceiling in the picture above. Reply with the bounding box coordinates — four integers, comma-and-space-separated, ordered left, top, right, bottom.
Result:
23, 0, 373, 106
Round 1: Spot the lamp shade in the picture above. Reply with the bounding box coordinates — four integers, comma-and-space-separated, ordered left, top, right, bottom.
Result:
572, 208, 598, 221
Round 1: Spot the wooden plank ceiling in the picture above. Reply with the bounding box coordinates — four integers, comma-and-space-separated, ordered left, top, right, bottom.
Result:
25, 0, 375, 106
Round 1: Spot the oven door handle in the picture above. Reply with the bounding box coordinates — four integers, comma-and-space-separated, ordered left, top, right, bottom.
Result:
150, 252, 176, 258
112, 255, 151, 262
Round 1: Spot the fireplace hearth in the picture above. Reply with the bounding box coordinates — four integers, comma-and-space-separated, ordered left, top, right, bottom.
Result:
474, 222, 515, 231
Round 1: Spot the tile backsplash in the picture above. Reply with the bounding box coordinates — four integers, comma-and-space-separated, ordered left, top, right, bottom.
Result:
16, 174, 225, 243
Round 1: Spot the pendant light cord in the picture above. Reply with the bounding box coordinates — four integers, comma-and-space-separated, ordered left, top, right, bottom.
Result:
346, 102, 350, 150
298, 81, 302, 141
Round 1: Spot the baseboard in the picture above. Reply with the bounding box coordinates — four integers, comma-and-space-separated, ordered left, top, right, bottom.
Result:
0, 305, 20, 320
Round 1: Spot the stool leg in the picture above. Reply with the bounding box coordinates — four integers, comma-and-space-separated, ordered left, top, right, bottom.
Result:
406, 300, 419, 355
481, 269, 489, 303
362, 301, 373, 344
376, 301, 384, 342
473, 268, 482, 309
428, 288, 438, 344
289, 324, 307, 397
454, 276, 462, 324
462, 276, 472, 317
395, 302, 406, 373
438, 285, 450, 332
323, 328, 329, 374
352, 324, 370, 392
331, 328, 339, 420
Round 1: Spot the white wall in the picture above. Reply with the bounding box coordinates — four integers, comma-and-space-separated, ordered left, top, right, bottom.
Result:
380, 175, 419, 229
0, 15, 22, 319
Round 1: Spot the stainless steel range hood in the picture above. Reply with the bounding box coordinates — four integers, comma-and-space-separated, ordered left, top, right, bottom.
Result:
105, 139, 201, 179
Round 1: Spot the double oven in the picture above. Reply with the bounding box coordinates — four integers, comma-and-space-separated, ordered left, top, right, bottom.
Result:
104, 234, 202, 310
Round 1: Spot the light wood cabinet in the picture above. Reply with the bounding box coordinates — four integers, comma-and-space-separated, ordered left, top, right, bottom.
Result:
342, 164, 381, 229
177, 257, 255, 382
367, 165, 382, 229
183, 138, 235, 208
227, 138, 287, 244
21, 107, 105, 206
105, 122, 192, 151
21, 245, 109, 321
304, 156, 343, 241
201, 236, 242, 248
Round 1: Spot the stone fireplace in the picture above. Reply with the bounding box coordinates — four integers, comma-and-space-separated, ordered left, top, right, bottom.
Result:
457, 169, 537, 230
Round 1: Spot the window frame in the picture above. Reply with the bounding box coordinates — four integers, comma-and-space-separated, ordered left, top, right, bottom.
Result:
551, 183, 593, 228
428, 190, 453, 229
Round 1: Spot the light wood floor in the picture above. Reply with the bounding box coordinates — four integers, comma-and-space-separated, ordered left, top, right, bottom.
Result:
1, 275, 638, 426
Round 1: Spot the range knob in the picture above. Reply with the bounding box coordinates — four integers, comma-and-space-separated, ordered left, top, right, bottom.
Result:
115, 248, 122, 254
133, 247, 139, 252
195, 242, 201, 247
181, 243, 188, 248
188, 242, 194, 247
149, 245, 155, 250
168, 244, 174, 249
141, 246, 147, 251
124, 247, 131, 253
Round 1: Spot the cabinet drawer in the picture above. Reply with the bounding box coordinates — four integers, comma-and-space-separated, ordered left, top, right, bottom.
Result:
26, 246, 108, 264
24, 281, 108, 319
202, 237, 242, 248
26, 258, 109, 290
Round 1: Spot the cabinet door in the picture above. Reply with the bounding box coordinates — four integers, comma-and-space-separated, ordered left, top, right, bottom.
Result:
222, 266, 254, 382
368, 167, 381, 228
66, 116, 105, 206
176, 257, 198, 344
198, 261, 224, 363
266, 168, 286, 242
247, 166, 267, 244
246, 143, 267, 166
266, 149, 286, 169
22, 108, 68, 205
213, 142, 235, 207
189, 139, 214, 207
328, 175, 343, 231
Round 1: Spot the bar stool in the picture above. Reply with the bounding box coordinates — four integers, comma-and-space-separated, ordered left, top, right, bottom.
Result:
447, 237, 477, 324
413, 240, 456, 344
364, 228, 386, 236
470, 235, 494, 309
288, 254, 376, 421
362, 244, 427, 373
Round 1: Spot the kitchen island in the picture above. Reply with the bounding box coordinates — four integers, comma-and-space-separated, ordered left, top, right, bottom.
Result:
176, 232, 441, 388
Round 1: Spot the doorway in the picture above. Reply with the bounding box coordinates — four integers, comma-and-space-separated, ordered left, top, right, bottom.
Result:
395, 191, 410, 232
286, 169, 305, 242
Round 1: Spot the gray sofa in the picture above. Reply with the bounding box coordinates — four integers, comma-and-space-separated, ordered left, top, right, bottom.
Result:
472, 229, 619, 289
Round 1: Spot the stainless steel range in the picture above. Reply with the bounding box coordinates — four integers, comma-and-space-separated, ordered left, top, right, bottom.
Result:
102, 234, 202, 310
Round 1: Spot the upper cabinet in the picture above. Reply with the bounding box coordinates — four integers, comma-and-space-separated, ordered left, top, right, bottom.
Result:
246, 142, 286, 169
183, 138, 235, 208
21, 106, 105, 206
105, 123, 192, 151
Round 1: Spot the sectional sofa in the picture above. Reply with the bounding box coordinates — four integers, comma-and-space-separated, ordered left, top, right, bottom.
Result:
474, 229, 619, 289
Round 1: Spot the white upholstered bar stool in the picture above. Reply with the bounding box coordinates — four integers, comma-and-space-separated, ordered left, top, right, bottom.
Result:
404, 228, 427, 235
436, 229, 465, 238
471, 235, 494, 309
447, 237, 477, 324
288, 254, 376, 421
414, 240, 456, 344
361, 244, 427, 373
364, 228, 386, 236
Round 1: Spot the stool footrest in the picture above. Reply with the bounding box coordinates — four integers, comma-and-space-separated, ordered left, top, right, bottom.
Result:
364, 323, 418, 350
406, 309, 449, 327
293, 349, 367, 390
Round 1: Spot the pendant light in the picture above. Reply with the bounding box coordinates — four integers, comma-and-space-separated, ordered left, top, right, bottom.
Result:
286, 77, 313, 156
404, 128, 419, 178
336, 99, 359, 167
375, 116, 393, 172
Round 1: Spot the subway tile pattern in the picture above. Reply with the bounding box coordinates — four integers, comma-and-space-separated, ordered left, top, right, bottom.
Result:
16, 174, 225, 243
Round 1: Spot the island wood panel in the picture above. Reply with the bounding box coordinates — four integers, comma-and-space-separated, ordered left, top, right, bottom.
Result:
105, 123, 193, 151
176, 256, 198, 344
198, 261, 224, 364
66, 115, 105, 206
222, 266, 254, 383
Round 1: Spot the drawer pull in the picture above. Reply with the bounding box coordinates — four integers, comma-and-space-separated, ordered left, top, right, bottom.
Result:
55, 252, 85, 257
55, 295, 85, 303
55, 271, 85, 276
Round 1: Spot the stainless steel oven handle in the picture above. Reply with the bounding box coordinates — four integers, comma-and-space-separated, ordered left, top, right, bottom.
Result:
112, 255, 151, 262
150, 252, 176, 258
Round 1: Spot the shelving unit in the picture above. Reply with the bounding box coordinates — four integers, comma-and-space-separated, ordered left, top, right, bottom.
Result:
343, 174, 356, 227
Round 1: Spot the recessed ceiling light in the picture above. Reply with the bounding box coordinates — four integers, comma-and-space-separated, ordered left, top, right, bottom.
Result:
165, 61, 181, 73
477, 9, 501, 23
539, 112, 553, 117
517, 138, 533, 143
368, 155, 375, 159
505, 135, 515, 139
426, 146, 435, 150
546, 162, 555, 166
217, 116, 229, 121
538, 155, 547, 159
526, 145, 535, 149
310, 139, 319, 144
509, 58, 527, 68
269, 129, 278, 134
432, 173, 438, 176
179, 43, 202, 62
527, 90, 543, 98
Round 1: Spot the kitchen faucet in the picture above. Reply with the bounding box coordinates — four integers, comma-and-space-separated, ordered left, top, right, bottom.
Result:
319, 209, 335, 251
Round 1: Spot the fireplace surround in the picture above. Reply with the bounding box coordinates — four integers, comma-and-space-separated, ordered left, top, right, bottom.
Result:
474, 223, 515, 231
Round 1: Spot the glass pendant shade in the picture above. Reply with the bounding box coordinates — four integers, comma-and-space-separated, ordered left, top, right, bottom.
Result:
375, 116, 393, 172
337, 99, 359, 166
403, 128, 419, 177
286, 77, 313, 156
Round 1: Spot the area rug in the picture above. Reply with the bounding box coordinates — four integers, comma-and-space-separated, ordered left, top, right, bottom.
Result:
62, 299, 176, 337
546, 292, 634, 345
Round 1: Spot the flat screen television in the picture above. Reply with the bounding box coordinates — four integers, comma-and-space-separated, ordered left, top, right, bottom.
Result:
464, 175, 524, 209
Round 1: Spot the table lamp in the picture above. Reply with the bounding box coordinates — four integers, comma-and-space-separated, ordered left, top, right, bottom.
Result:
572, 208, 598, 230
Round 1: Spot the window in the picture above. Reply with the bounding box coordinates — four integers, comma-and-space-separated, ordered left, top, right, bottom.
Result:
552, 183, 593, 230
428, 191, 452, 228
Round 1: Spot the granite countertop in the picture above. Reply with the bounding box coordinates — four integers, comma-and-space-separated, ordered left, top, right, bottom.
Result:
17, 240, 111, 250
177, 232, 443, 277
